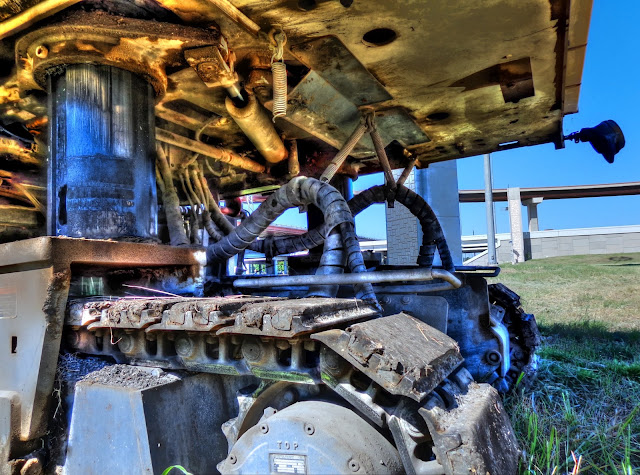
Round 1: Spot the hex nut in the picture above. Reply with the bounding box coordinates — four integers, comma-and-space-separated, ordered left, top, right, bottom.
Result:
281, 390, 297, 406
275, 340, 290, 350
304, 423, 315, 435
320, 346, 349, 377
303, 339, 318, 352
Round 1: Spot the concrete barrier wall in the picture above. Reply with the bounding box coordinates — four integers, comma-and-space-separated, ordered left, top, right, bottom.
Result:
466, 225, 640, 265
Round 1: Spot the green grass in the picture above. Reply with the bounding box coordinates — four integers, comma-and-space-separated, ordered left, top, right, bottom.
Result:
493, 253, 640, 474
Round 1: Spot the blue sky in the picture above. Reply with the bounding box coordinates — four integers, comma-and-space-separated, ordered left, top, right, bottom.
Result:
275, 1, 639, 239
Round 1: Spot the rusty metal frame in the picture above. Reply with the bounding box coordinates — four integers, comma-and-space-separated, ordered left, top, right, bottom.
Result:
0, 237, 201, 446
15, 10, 222, 97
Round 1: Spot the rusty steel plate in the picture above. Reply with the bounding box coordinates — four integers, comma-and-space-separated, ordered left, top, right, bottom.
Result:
420, 383, 520, 474
0, 236, 202, 273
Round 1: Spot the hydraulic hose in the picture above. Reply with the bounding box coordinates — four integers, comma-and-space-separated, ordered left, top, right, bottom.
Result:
156, 145, 189, 246
306, 228, 345, 298
250, 184, 455, 272
206, 177, 377, 303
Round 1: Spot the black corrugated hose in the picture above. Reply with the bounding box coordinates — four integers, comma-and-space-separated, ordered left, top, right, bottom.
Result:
206, 177, 377, 304
306, 228, 344, 298
249, 184, 455, 272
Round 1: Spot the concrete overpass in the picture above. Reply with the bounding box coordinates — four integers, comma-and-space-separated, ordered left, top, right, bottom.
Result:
460, 181, 640, 234
459, 182, 640, 203
460, 182, 640, 263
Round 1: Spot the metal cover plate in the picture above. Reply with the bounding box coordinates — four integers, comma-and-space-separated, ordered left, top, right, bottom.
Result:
284, 71, 429, 158
379, 294, 449, 334
313, 312, 463, 402
289, 35, 392, 106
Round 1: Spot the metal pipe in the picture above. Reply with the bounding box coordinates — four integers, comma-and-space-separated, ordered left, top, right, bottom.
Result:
483, 153, 497, 265
203, 0, 261, 37
287, 139, 300, 177
0, 0, 81, 40
370, 126, 396, 195
234, 267, 462, 289
320, 122, 368, 183
225, 95, 288, 164
397, 159, 418, 186
156, 127, 265, 173
156, 145, 189, 246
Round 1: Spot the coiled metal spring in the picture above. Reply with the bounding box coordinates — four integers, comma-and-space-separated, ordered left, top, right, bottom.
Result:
271, 60, 287, 122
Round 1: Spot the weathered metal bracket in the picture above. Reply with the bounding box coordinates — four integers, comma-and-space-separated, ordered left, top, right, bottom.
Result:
184, 45, 238, 89
74, 296, 283, 332
419, 383, 521, 474
312, 312, 463, 402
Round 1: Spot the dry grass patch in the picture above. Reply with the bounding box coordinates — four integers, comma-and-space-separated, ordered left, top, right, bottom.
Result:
495, 253, 640, 331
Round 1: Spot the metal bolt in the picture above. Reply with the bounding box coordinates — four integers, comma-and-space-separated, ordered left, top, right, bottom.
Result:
229, 454, 237, 464
320, 347, 348, 377
175, 336, 194, 358
381, 296, 390, 304
485, 349, 502, 365
348, 459, 360, 472
260, 423, 269, 434
275, 340, 290, 350
401, 296, 410, 305
118, 334, 135, 354
304, 423, 315, 435
303, 339, 318, 352
35, 45, 48, 59
242, 338, 264, 363
282, 390, 297, 406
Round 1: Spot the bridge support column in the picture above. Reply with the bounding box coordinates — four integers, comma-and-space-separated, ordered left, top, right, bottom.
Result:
524, 197, 543, 232
386, 163, 462, 266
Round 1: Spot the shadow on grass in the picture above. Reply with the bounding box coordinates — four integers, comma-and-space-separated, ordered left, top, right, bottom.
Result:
540, 320, 640, 344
